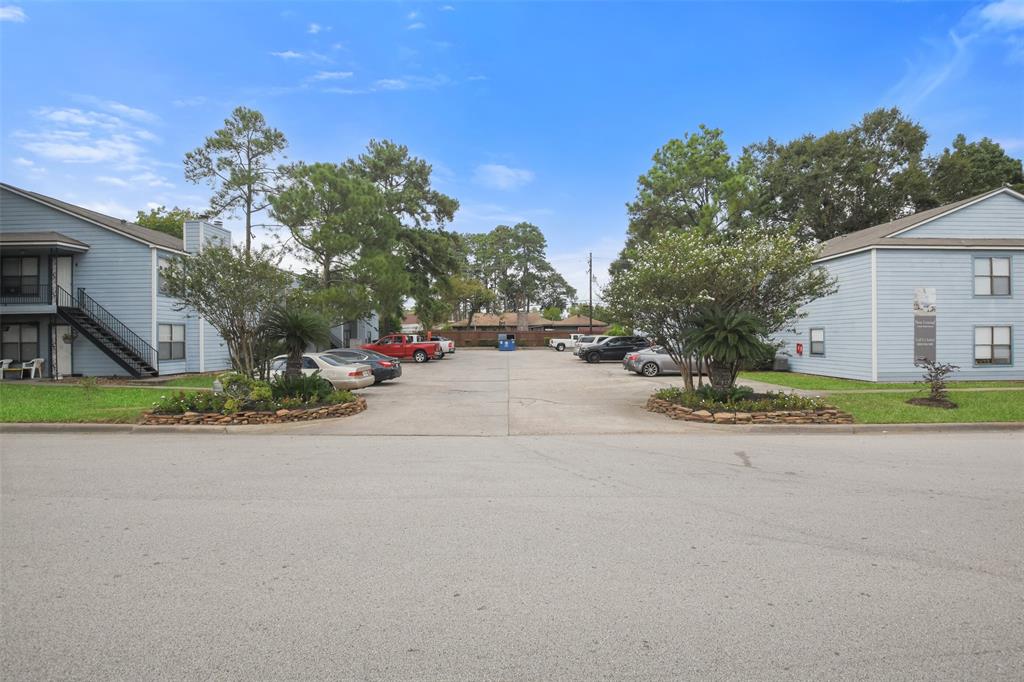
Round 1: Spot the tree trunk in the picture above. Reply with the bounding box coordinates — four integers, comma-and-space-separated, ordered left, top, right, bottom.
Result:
285, 351, 303, 378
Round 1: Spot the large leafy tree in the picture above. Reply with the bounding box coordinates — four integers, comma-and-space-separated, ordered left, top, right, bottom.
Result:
612, 125, 750, 273
134, 206, 204, 239
270, 162, 407, 326
346, 139, 462, 327
184, 106, 288, 254
743, 107, 931, 241
160, 245, 291, 376
604, 226, 833, 391
925, 134, 1024, 206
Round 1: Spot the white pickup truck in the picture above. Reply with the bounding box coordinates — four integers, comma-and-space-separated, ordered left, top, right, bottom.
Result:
548, 333, 584, 352
407, 334, 455, 356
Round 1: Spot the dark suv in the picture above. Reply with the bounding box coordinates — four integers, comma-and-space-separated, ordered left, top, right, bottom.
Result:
580, 336, 651, 363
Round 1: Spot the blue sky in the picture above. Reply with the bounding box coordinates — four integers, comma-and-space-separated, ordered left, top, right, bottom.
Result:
2, 1, 1022, 294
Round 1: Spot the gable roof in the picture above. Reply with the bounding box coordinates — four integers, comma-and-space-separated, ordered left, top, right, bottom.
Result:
816, 186, 1024, 261
1, 182, 188, 253
0, 230, 90, 251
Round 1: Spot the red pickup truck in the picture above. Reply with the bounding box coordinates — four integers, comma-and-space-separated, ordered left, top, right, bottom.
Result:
362, 334, 443, 363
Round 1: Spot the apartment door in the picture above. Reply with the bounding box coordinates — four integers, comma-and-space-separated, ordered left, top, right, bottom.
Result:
53, 325, 73, 377
55, 256, 73, 296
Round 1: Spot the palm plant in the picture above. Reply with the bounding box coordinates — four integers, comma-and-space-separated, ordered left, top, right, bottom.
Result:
682, 305, 771, 390
264, 306, 330, 378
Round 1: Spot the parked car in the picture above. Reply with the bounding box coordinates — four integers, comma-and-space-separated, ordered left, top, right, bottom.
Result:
362, 334, 443, 363
407, 334, 454, 356
548, 333, 584, 352
578, 336, 651, 363
269, 353, 375, 390
322, 348, 402, 384
623, 346, 682, 377
572, 335, 610, 356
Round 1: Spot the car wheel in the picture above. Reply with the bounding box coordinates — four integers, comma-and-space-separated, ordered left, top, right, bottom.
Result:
586, 352, 600, 364
438, 350, 446, 359
556, 343, 565, 352
413, 349, 428, 363
641, 362, 660, 377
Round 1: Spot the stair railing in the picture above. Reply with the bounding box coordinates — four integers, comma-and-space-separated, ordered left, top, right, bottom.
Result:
55, 285, 159, 372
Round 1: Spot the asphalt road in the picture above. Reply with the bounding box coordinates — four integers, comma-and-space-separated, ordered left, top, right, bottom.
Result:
2, 429, 1022, 680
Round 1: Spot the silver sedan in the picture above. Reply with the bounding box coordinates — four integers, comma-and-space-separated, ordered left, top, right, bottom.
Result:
622, 346, 682, 377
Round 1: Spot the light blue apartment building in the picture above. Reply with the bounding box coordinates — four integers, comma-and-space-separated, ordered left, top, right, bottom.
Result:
776, 187, 1023, 382
0, 182, 232, 378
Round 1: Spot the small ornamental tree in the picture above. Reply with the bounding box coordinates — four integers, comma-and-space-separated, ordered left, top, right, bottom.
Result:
915, 358, 960, 403
264, 307, 330, 378
605, 226, 833, 391
682, 306, 771, 389
160, 245, 290, 376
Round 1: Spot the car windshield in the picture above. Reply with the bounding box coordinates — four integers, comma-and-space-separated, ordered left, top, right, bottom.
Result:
579, 336, 594, 343
270, 358, 286, 371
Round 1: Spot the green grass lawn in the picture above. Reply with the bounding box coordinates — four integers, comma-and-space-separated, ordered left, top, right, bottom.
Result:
827, 390, 1024, 424
0, 383, 193, 423
158, 374, 216, 388
739, 371, 1022, 392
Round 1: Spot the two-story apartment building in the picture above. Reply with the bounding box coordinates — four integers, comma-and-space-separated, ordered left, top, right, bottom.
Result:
776, 186, 1023, 381
0, 183, 232, 378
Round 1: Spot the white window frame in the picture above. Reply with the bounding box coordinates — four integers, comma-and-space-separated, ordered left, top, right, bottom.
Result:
974, 325, 1012, 366
809, 328, 825, 356
158, 323, 186, 361
973, 256, 1012, 297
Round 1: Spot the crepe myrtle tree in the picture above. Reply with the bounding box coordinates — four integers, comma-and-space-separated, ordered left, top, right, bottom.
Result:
604, 225, 834, 391
160, 244, 291, 376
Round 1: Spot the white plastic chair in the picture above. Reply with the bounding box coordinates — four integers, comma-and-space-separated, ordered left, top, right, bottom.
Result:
0, 359, 11, 380
21, 358, 44, 379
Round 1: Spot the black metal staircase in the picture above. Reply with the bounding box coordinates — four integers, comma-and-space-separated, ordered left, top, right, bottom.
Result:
55, 285, 159, 377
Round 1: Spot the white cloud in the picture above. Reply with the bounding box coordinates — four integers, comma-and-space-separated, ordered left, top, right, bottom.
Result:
474, 164, 535, 190
97, 176, 129, 187
101, 100, 159, 123
307, 22, 322, 34
17, 130, 144, 165
407, 22, 426, 30
79, 200, 135, 221
173, 96, 206, 108
440, 5, 455, 11
311, 70, 353, 81
131, 171, 174, 188
37, 107, 123, 129
981, 0, 1024, 29
407, 10, 419, 20
271, 50, 304, 59
0, 5, 26, 22
374, 78, 410, 91
270, 49, 330, 63
13, 157, 34, 166
371, 74, 451, 92
467, 74, 488, 81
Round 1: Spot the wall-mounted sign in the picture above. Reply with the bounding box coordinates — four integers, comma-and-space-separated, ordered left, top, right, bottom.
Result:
913, 287, 936, 362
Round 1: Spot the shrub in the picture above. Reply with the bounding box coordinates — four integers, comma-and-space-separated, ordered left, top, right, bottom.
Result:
79, 376, 100, 393
326, 390, 356, 405
654, 386, 827, 412
270, 373, 333, 403
695, 384, 754, 403
915, 358, 959, 402
152, 391, 229, 415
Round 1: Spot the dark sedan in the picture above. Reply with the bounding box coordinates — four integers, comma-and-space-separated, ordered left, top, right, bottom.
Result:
323, 348, 402, 384
579, 336, 651, 363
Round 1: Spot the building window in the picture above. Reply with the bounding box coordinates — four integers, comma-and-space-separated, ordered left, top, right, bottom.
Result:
809, 328, 825, 356
1, 256, 40, 297
1, 323, 39, 363
158, 324, 185, 361
975, 326, 1012, 365
974, 257, 1011, 296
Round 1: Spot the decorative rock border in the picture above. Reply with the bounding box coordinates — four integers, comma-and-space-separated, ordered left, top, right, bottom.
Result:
140, 397, 367, 426
646, 397, 853, 425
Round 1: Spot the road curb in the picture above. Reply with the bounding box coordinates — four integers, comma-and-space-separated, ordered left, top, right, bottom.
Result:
724, 421, 1024, 435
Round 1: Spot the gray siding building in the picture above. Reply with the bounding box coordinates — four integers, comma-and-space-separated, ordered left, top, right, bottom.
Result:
776, 187, 1024, 382
1, 183, 232, 378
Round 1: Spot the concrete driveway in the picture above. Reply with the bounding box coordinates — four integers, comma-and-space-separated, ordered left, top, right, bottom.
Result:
275, 347, 698, 436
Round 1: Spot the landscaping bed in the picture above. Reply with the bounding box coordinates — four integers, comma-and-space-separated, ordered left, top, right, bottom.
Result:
646, 386, 853, 425
141, 396, 366, 425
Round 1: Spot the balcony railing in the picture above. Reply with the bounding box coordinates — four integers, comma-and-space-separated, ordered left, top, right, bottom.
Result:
0, 283, 51, 305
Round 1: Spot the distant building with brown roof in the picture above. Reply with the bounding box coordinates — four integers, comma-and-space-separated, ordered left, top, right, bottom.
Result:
449, 311, 608, 332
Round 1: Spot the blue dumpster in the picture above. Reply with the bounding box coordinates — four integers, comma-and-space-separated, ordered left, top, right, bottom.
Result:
498, 333, 517, 351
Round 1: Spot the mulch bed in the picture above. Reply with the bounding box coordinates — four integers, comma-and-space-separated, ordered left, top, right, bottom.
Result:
140, 396, 367, 426
906, 397, 958, 409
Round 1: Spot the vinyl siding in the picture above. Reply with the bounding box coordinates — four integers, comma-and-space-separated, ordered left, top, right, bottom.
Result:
2, 188, 234, 376
774, 252, 874, 380
899, 192, 1024, 238
876, 249, 1023, 381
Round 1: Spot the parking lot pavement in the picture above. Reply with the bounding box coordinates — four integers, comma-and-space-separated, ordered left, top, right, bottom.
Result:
3, 431, 1022, 680
272, 347, 701, 437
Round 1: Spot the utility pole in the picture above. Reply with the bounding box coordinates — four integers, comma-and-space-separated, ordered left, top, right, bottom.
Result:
588, 251, 593, 333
